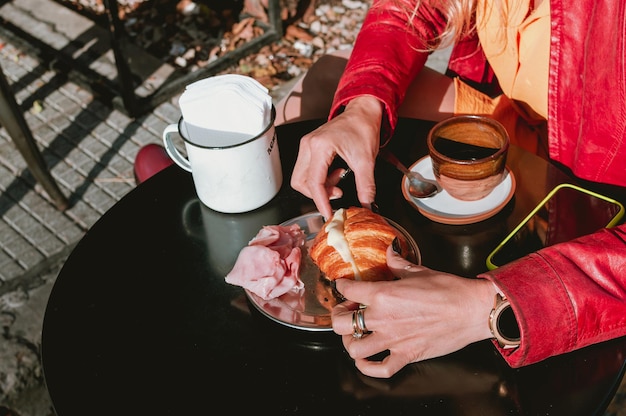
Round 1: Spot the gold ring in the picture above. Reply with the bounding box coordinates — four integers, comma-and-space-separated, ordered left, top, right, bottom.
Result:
340, 167, 352, 180
356, 308, 368, 333
352, 310, 364, 339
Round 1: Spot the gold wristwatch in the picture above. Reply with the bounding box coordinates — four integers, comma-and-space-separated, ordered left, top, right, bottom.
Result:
489, 293, 521, 349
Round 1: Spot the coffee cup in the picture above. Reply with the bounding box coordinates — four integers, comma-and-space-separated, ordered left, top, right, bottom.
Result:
427, 115, 509, 201
163, 106, 282, 213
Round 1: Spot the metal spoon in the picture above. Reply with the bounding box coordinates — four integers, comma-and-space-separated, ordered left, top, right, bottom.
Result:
379, 148, 440, 198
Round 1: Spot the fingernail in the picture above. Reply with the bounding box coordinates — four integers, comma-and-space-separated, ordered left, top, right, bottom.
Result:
339, 167, 352, 180
371, 202, 380, 213
330, 280, 346, 302
392, 237, 402, 254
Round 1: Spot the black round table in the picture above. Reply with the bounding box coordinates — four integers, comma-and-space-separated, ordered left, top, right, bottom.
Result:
41, 118, 626, 415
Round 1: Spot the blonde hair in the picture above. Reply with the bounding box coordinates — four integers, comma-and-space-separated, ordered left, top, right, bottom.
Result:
376, 0, 482, 50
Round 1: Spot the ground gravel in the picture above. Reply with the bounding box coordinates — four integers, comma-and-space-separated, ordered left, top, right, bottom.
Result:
54, 0, 373, 94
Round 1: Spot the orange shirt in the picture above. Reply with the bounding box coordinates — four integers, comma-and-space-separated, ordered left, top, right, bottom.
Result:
478, 0, 549, 121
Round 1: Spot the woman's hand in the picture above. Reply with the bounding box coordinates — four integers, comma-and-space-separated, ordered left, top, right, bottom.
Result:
290, 96, 383, 220
331, 245, 496, 378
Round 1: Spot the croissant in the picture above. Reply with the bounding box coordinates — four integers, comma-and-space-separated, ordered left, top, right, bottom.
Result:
309, 207, 408, 281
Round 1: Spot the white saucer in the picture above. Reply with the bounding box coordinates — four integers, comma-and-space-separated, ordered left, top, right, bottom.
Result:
402, 156, 516, 225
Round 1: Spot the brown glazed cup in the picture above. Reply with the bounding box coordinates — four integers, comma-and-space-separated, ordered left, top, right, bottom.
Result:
427, 115, 510, 201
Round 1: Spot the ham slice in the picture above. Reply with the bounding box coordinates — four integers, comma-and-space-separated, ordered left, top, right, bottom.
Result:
225, 224, 306, 300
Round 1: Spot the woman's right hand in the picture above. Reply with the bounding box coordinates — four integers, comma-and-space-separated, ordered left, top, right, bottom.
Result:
290, 96, 384, 220
331, 245, 496, 379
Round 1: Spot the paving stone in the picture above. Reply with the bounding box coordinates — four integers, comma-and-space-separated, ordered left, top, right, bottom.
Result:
0, 258, 25, 282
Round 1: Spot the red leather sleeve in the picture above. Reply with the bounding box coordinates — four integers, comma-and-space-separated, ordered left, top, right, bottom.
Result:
329, 0, 447, 142
479, 223, 626, 368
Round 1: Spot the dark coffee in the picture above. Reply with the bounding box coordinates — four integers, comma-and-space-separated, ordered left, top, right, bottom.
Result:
434, 137, 499, 160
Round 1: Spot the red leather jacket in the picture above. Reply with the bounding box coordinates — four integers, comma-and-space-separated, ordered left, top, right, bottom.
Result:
330, 0, 626, 367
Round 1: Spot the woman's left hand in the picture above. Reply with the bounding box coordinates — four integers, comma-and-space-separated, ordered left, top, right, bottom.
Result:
331, 245, 496, 378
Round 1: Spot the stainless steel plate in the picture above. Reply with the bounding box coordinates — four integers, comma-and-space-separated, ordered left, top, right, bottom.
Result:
245, 211, 421, 331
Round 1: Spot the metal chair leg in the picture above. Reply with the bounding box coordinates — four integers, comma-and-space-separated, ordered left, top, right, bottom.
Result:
0, 64, 69, 210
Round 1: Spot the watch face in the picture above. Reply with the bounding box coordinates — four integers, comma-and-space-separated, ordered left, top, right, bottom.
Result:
497, 304, 520, 343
